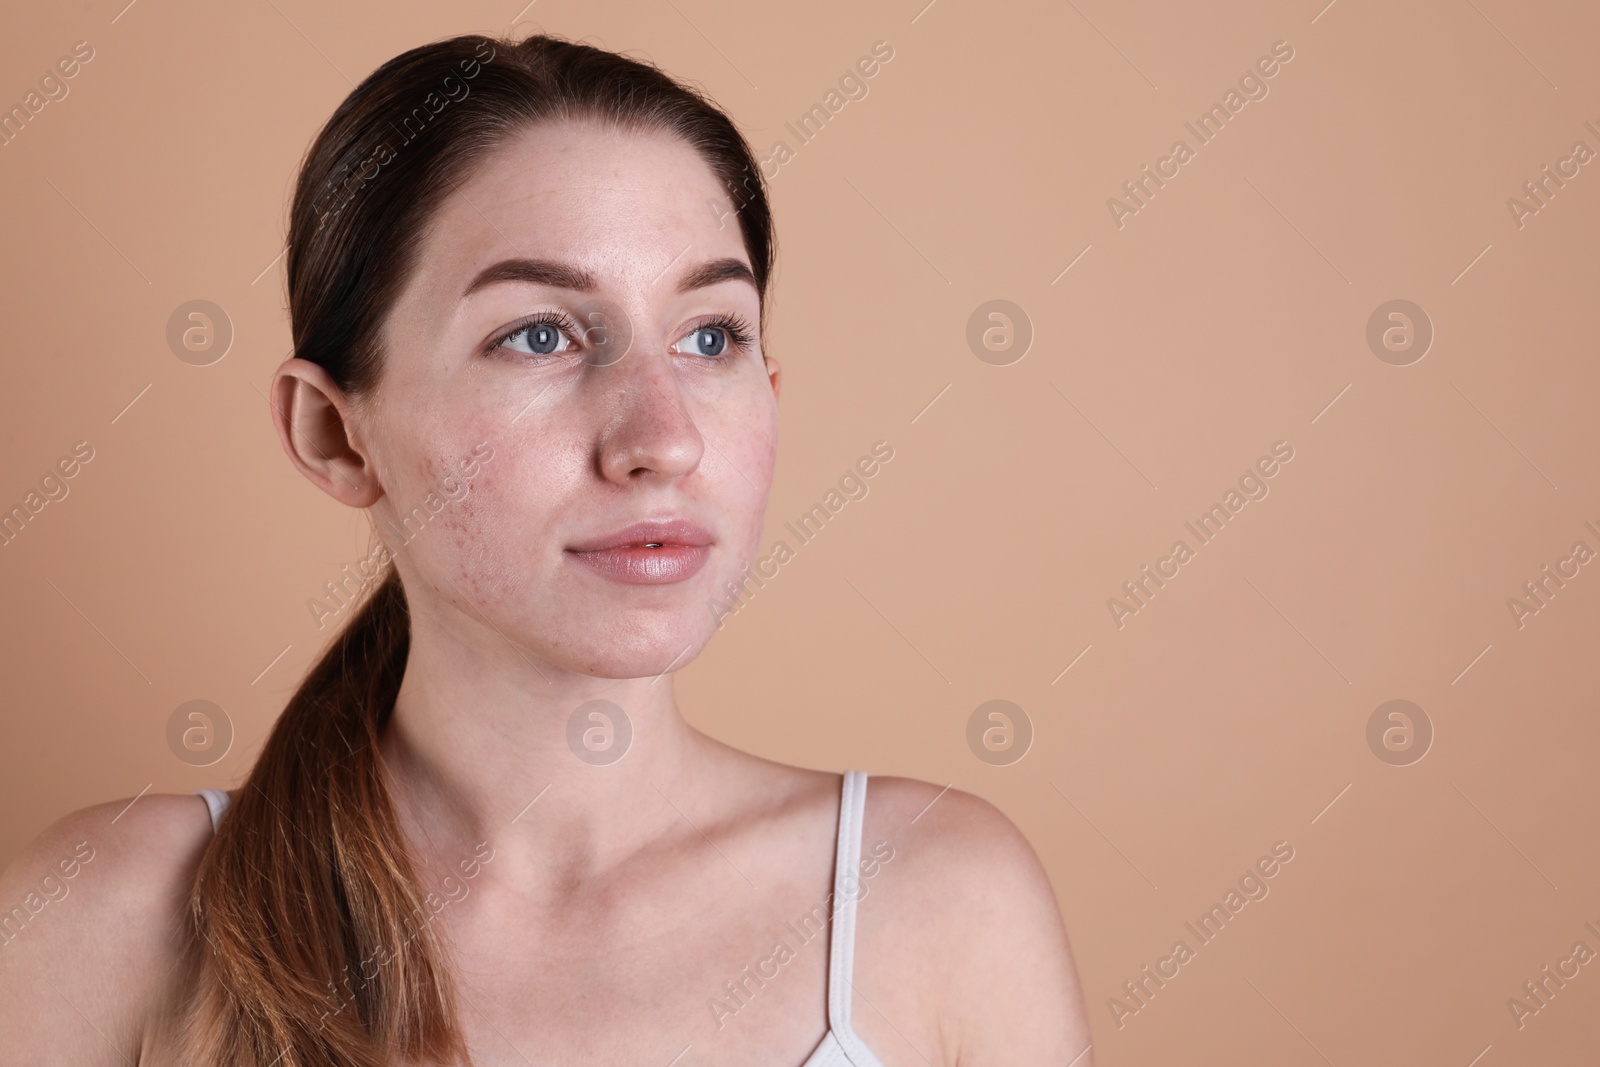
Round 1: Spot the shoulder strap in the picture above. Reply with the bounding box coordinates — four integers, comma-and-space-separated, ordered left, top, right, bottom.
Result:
195, 788, 230, 834
826, 770, 870, 1042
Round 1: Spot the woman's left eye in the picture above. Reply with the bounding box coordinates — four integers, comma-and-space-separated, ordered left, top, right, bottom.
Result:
674, 325, 731, 358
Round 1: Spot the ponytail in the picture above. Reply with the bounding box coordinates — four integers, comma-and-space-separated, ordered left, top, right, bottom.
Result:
180, 567, 468, 1066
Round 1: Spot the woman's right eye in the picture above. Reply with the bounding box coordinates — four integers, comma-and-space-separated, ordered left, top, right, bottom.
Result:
500, 320, 573, 357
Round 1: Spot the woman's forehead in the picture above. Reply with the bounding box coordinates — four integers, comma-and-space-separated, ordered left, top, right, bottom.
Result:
416, 120, 748, 293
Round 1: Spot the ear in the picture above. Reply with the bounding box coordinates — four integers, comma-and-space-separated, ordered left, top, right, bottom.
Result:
269, 358, 383, 508
764, 352, 781, 401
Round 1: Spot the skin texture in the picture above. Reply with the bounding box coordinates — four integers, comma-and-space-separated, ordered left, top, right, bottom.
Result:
0, 120, 1093, 1066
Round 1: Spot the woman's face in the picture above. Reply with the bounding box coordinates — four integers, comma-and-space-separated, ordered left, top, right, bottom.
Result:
353, 118, 779, 679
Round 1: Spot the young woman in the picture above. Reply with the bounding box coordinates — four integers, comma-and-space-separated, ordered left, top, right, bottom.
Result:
0, 32, 1091, 1066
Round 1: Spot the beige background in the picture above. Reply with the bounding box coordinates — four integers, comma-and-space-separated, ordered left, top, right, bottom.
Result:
3, 0, 1598, 1062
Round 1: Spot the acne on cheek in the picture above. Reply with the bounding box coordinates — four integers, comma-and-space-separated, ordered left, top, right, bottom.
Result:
437, 509, 514, 608
426, 454, 529, 599
427, 429, 498, 517
429, 466, 496, 547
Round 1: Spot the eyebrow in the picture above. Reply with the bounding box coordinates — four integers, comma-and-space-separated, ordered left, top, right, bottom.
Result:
463, 258, 593, 297
676, 257, 757, 294
461, 256, 757, 299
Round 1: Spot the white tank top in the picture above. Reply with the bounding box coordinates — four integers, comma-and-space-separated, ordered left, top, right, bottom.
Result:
196, 770, 888, 1065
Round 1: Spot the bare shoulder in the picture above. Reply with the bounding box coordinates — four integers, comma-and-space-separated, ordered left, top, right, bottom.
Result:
857, 776, 1059, 913
853, 776, 1095, 1066
0, 791, 218, 1065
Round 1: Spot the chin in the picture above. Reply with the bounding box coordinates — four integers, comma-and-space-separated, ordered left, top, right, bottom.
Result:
547, 609, 717, 680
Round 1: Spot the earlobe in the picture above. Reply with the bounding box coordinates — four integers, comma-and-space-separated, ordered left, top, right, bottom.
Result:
269, 358, 384, 508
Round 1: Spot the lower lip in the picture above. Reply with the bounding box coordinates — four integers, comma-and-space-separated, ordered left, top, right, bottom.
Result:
566, 544, 711, 584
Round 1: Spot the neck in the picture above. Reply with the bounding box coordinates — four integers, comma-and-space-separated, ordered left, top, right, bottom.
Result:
376, 601, 711, 886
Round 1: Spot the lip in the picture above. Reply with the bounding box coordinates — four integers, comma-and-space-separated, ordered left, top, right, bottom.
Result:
565, 519, 714, 585
567, 519, 713, 552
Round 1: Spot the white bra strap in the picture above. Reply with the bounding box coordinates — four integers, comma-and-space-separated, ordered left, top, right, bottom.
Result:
826, 770, 869, 1039
195, 788, 229, 834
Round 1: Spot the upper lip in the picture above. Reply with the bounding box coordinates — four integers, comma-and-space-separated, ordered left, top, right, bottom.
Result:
566, 518, 714, 552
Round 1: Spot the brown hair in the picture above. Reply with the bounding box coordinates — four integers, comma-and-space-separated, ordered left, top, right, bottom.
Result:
180, 31, 774, 1067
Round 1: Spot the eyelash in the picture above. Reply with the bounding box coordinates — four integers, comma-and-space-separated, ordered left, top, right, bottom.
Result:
489, 310, 756, 362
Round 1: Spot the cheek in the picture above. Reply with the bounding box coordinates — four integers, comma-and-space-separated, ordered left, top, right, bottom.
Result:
432, 465, 503, 554
401, 433, 545, 599
717, 378, 779, 483
711, 399, 779, 560
430, 416, 613, 582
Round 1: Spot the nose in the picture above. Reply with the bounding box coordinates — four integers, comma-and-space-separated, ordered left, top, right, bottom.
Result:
593, 347, 705, 484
